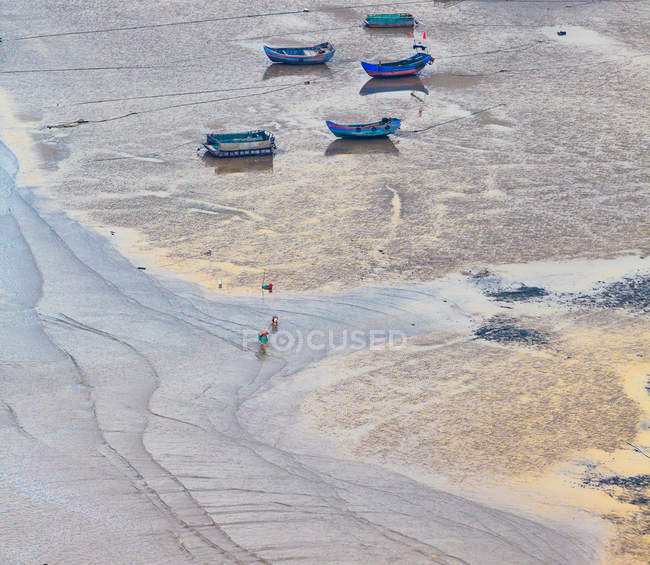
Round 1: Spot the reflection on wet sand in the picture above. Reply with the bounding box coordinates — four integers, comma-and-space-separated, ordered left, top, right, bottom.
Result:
362, 27, 413, 38
360, 76, 429, 96
325, 137, 399, 156
201, 154, 273, 174
263, 63, 334, 81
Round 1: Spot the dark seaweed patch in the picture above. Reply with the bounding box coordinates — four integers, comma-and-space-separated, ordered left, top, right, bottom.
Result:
574, 276, 649, 312
595, 475, 650, 489
583, 474, 650, 506
474, 316, 548, 346
487, 285, 548, 302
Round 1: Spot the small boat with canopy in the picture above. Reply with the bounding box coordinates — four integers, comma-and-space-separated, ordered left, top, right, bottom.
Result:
203, 131, 276, 158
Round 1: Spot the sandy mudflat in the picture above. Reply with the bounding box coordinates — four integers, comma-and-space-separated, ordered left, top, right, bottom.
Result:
1, 1, 649, 564
298, 263, 650, 563
1, 0, 648, 292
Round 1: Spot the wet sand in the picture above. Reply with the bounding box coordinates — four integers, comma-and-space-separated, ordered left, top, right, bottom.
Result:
1, 1, 649, 564
1, 0, 648, 292
299, 261, 649, 562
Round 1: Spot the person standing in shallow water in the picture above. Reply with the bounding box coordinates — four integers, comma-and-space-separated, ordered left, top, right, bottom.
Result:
258, 330, 269, 352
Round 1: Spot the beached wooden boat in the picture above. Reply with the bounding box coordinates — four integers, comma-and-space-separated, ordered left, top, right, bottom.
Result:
263, 42, 335, 64
364, 13, 415, 28
361, 53, 433, 77
325, 118, 401, 138
203, 131, 276, 158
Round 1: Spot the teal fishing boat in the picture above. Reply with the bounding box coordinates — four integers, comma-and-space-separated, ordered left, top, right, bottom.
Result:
364, 13, 415, 28
203, 131, 276, 158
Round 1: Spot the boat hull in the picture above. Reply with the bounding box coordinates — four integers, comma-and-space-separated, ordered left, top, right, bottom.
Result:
263, 43, 335, 65
364, 13, 415, 28
361, 54, 433, 78
362, 64, 426, 77
364, 21, 414, 28
326, 119, 401, 138
203, 145, 275, 158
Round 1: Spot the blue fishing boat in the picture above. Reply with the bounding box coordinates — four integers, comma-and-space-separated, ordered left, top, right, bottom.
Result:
263, 42, 335, 65
203, 130, 276, 158
361, 53, 433, 77
364, 13, 415, 28
325, 118, 401, 138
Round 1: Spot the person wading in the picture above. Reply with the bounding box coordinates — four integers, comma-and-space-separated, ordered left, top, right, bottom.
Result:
258, 329, 269, 353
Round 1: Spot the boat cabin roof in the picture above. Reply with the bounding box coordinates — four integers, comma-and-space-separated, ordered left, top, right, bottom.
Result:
366, 13, 413, 18
206, 130, 270, 142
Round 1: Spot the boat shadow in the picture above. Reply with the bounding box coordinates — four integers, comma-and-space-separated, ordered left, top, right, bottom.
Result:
325, 137, 399, 156
362, 27, 413, 38
262, 64, 334, 81
360, 76, 429, 96
201, 153, 274, 174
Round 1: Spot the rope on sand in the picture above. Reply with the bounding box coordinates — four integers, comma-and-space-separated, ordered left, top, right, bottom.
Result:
13, 1, 443, 41
68, 81, 310, 106
14, 10, 314, 40
45, 82, 311, 129
401, 103, 506, 134
0, 64, 165, 75
0, 56, 219, 75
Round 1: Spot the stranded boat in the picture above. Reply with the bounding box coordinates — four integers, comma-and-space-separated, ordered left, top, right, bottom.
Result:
263, 42, 335, 64
361, 53, 433, 77
364, 13, 415, 28
203, 131, 276, 158
325, 118, 401, 138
